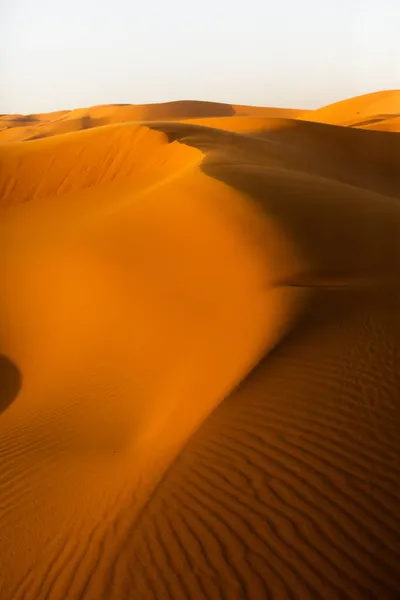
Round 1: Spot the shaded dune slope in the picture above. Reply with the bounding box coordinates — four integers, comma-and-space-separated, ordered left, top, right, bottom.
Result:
154, 118, 400, 200
1, 100, 400, 599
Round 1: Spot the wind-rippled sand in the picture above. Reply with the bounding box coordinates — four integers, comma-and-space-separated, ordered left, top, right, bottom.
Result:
1, 91, 400, 599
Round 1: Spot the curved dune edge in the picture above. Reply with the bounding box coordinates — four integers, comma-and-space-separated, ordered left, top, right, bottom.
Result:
1, 106, 400, 598
148, 121, 400, 282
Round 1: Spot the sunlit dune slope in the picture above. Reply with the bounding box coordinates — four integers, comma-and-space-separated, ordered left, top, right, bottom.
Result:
0, 122, 200, 205
301, 89, 400, 127
1, 101, 400, 599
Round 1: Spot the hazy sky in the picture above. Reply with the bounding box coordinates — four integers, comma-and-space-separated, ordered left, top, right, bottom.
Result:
1, 0, 399, 114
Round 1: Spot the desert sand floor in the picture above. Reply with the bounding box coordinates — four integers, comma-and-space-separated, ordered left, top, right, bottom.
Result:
0, 93, 400, 599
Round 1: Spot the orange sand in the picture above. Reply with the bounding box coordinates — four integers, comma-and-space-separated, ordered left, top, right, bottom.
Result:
300, 89, 400, 126
0, 93, 400, 600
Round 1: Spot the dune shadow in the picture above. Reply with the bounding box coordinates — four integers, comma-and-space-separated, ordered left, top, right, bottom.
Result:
151, 118, 400, 199
25, 133, 48, 142
0, 355, 21, 415
351, 117, 388, 127
81, 115, 95, 130
8, 115, 40, 126
147, 120, 400, 285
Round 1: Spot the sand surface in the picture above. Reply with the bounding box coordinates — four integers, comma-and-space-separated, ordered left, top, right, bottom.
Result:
300, 90, 400, 127
0, 93, 400, 599
0, 102, 303, 145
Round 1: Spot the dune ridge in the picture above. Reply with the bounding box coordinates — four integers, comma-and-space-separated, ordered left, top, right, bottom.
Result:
0, 101, 304, 145
1, 91, 400, 599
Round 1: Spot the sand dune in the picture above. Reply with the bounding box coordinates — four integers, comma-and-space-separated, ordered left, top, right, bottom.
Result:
0, 93, 400, 599
301, 89, 400, 127
0, 101, 304, 144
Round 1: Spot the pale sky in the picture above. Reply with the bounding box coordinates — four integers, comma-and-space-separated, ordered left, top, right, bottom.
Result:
1, 0, 399, 114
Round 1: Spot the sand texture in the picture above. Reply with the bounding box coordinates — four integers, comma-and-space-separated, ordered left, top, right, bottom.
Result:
0, 92, 400, 599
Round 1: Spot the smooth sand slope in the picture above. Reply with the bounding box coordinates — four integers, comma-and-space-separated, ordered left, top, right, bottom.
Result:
0, 94, 400, 599
300, 89, 400, 127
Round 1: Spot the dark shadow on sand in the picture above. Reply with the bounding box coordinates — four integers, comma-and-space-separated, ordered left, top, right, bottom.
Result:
0, 355, 21, 415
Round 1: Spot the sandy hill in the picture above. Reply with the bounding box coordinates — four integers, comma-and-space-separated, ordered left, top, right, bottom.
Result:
0, 93, 400, 600
300, 89, 400, 127
2, 91, 400, 146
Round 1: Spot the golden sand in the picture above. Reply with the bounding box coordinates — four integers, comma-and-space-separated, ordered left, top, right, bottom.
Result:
0, 93, 399, 599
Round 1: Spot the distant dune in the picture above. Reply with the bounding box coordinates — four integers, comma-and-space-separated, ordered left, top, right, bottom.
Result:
300, 89, 400, 127
0, 92, 400, 600
0, 101, 304, 144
